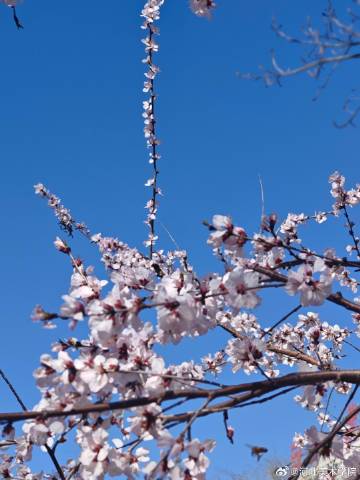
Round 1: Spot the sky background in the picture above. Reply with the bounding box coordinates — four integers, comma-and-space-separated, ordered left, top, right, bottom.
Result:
1, 0, 360, 478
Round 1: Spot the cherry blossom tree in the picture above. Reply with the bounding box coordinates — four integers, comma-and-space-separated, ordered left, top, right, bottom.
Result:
2, 1, 360, 480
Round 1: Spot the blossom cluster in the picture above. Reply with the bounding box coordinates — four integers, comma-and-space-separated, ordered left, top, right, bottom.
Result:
1, 170, 358, 479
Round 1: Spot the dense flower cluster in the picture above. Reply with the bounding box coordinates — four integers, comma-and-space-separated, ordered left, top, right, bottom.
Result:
2, 169, 356, 479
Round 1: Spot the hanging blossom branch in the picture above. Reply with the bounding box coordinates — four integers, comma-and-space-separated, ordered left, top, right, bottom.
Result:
240, 1, 360, 127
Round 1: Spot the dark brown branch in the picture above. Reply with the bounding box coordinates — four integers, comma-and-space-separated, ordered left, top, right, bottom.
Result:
266, 345, 320, 367
2, 370, 360, 424
146, 24, 160, 259
164, 386, 298, 426
248, 233, 360, 269
0, 369, 27, 411
333, 384, 359, 431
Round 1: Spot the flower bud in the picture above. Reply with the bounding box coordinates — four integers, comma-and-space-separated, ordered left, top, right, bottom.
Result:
54, 237, 71, 254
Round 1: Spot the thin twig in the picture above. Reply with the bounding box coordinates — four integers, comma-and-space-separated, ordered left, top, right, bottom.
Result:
261, 304, 302, 338
0, 368, 66, 480
343, 204, 360, 259
11, 6, 24, 29
0, 369, 27, 411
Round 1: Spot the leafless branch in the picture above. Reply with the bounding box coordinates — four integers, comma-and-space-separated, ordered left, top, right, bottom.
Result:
240, 1, 360, 126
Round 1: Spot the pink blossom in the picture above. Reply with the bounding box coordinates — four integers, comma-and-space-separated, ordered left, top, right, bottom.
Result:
208, 214, 247, 255
223, 267, 261, 311
226, 337, 266, 374
77, 426, 111, 479
183, 438, 215, 477
285, 262, 332, 306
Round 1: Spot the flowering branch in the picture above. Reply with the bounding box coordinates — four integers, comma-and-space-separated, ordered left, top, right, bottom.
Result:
141, 1, 164, 257
251, 264, 360, 314
2, 370, 360, 424
34, 183, 91, 239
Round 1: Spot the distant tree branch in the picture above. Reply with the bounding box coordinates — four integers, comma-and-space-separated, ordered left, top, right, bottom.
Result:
240, 1, 360, 126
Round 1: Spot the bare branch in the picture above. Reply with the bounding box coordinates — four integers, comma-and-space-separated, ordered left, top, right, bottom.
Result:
240, 1, 360, 126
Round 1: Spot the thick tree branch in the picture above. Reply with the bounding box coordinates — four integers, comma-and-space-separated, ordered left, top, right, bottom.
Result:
163, 386, 299, 426
2, 370, 360, 424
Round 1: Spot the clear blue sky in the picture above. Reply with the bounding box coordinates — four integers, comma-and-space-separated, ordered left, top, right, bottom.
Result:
1, 0, 359, 477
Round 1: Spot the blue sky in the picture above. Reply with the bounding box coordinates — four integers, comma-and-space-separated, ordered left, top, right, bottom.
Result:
1, 0, 360, 477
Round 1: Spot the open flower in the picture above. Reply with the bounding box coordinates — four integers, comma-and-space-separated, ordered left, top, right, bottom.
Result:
223, 267, 261, 311
285, 261, 332, 306
226, 337, 266, 374
208, 214, 246, 255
